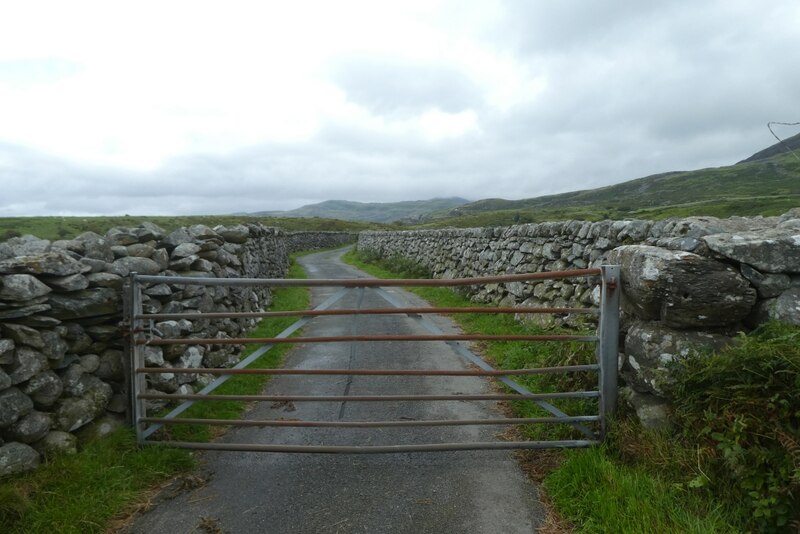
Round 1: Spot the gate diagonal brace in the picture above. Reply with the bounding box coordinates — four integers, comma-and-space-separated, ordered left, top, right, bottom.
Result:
141, 286, 352, 440
372, 286, 598, 440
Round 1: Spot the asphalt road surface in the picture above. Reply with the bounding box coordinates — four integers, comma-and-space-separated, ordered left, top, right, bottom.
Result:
125, 247, 544, 534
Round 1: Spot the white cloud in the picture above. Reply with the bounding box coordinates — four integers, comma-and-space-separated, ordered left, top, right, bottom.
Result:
0, 0, 798, 216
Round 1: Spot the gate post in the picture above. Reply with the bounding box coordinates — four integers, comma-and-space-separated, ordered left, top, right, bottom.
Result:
598, 265, 620, 437
125, 273, 147, 443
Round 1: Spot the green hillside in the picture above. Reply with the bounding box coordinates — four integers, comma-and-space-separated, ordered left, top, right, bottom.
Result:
252, 197, 469, 223
421, 150, 800, 228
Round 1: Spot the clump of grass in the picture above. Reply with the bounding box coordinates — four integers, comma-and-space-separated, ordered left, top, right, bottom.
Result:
544, 446, 739, 533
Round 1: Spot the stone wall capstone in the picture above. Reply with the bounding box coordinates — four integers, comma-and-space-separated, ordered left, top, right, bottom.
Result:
0, 224, 354, 476
357, 210, 800, 427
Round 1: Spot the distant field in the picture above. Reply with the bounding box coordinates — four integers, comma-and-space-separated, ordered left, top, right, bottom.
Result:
0, 215, 398, 241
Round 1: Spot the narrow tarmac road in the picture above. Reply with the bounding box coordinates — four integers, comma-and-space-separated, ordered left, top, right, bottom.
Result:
125, 248, 544, 534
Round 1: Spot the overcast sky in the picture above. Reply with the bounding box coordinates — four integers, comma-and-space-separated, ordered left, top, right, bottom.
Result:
1, 0, 798, 216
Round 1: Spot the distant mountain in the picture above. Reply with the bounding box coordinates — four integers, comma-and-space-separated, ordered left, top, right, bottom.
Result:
739, 131, 800, 163
251, 197, 470, 223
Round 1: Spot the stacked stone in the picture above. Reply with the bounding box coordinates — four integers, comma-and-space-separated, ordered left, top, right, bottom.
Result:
284, 232, 356, 253
0, 222, 294, 476
358, 210, 800, 427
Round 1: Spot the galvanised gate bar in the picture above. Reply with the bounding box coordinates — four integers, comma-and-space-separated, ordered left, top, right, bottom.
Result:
123, 266, 620, 453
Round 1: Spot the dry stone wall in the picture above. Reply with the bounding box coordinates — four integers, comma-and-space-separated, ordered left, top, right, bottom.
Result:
358, 210, 800, 427
0, 224, 354, 476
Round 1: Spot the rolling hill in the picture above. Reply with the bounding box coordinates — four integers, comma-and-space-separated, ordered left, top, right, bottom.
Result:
250, 197, 469, 223
419, 136, 800, 228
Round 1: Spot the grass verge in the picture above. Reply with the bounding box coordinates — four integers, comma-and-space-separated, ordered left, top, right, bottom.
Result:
342, 248, 745, 533
0, 253, 311, 534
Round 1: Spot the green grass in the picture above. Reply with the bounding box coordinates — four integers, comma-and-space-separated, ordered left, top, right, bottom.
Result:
544, 446, 739, 533
342, 248, 747, 533
0, 252, 313, 534
0, 214, 395, 242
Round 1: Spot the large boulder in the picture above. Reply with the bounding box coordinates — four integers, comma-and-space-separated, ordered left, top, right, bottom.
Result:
107, 256, 161, 277
623, 321, 732, 396
54, 378, 112, 432
8, 347, 48, 385
703, 225, 800, 274
607, 245, 756, 328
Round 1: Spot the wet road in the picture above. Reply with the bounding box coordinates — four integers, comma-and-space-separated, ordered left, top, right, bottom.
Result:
125, 247, 543, 534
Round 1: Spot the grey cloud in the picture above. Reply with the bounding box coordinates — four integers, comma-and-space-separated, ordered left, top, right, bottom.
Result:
331, 56, 483, 116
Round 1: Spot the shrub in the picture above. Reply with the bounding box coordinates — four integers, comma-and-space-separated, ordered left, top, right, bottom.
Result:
668, 322, 800, 532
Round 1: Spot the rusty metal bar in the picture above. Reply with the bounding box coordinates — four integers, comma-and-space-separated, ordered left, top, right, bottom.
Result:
138, 391, 600, 402
141, 415, 601, 428
137, 364, 600, 376
137, 306, 599, 321
140, 333, 599, 346
146, 440, 600, 453
133, 268, 601, 288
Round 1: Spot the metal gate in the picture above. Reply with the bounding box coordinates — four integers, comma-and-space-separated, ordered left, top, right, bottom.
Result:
123, 266, 619, 453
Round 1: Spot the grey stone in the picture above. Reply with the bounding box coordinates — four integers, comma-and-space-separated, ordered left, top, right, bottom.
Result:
4, 235, 51, 255
152, 248, 170, 270
39, 330, 68, 362
0, 304, 52, 320
188, 224, 221, 242
32, 430, 77, 458
54, 378, 112, 432
704, 228, 800, 273
0, 250, 89, 276
215, 224, 250, 244
750, 287, 800, 326
144, 346, 165, 366
161, 228, 193, 250
47, 287, 119, 319
126, 243, 156, 258
0, 387, 34, 428
21, 371, 63, 408
8, 347, 47, 384
13, 314, 60, 328
107, 393, 127, 413
0, 338, 14, 364
5, 410, 51, 443
607, 245, 756, 328
75, 414, 125, 443
86, 272, 124, 289
623, 321, 732, 396
85, 324, 118, 341
110, 245, 129, 258
0, 368, 10, 390
95, 349, 124, 382
0, 442, 40, 476
107, 256, 161, 277
145, 283, 172, 297
134, 222, 166, 242
171, 242, 202, 259
622, 388, 671, 430
105, 228, 139, 246
42, 273, 90, 292
79, 354, 100, 373
0, 274, 52, 300
80, 257, 110, 273
740, 264, 791, 298
1, 323, 45, 349
74, 232, 113, 262
176, 346, 203, 384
